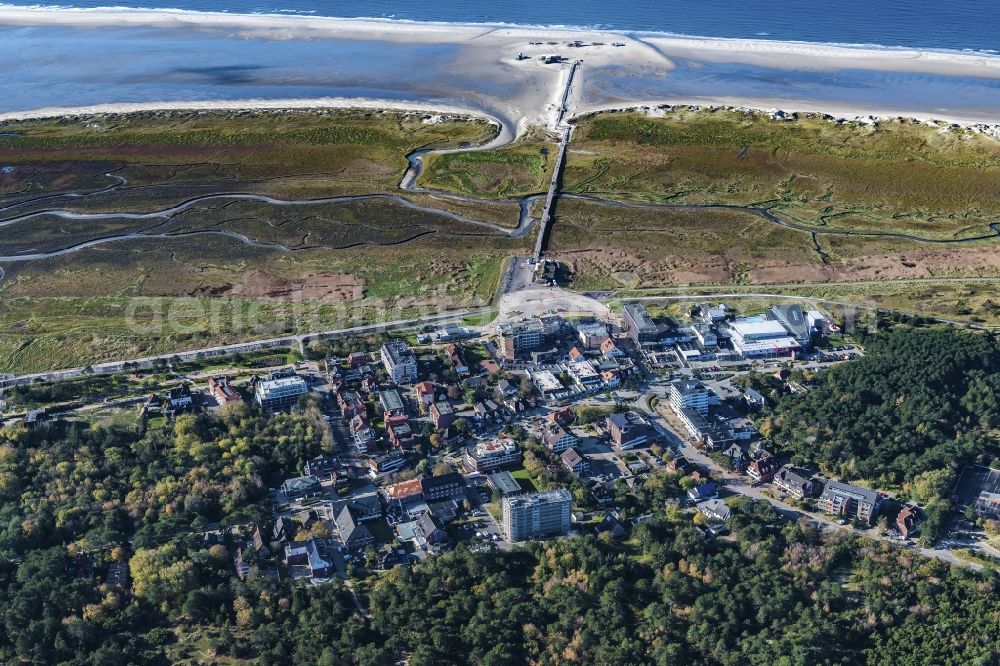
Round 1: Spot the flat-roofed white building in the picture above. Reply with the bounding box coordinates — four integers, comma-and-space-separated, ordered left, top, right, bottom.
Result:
669, 380, 712, 416
464, 438, 522, 472
380, 340, 418, 384
727, 319, 801, 359
501, 488, 572, 542
566, 360, 601, 391
531, 370, 568, 400
577, 321, 610, 349
255, 375, 309, 411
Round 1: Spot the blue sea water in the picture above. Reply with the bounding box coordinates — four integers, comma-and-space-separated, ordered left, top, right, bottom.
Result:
6, 0, 1000, 53
2, 1, 999, 122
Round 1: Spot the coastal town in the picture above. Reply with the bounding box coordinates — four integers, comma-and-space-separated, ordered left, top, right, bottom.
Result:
2, 3, 1000, 659
6, 287, 998, 593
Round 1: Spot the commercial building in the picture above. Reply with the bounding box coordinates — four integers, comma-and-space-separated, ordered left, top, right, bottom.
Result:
464, 438, 522, 472
577, 321, 610, 349
669, 380, 712, 416
501, 488, 572, 542
768, 303, 816, 345
255, 375, 309, 411
379, 389, 406, 416
531, 370, 568, 400
727, 319, 801, 359
368, 451, 406, 479
566, 360, 602, 391
606, 411, 657, 450
818, 480, 881, 524
622, 303, 659, 346
497, 319, 545, 359
421, 472, 466, 501
380, 340, 418, 384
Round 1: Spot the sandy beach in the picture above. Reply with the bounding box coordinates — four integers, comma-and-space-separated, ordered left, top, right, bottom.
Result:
1, 5, 999, 133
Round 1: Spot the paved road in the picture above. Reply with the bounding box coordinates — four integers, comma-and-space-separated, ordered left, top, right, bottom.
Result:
643, 403, 983, 571
606, 291, 996, 331
0, 307, 490, 388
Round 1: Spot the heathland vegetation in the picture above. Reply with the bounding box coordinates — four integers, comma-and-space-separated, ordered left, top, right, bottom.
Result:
544, 109, 1000, 293
4, 107, 1000, 373
564, 108, 1000, 239
0, 110, 531, 373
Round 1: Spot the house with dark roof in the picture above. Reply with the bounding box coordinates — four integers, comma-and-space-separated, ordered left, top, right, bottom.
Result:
339, 391, 366, 418
687, 482, 718, 502
606, 412, 657, 450
597, 511, 627, 539
721, 443, 748, 471
281, 475, 322, 501
748, 456, 780, 484
272, 516, 293, 544
304, 455, 340, 480
561, 447, 590, 476
337, 494, 383, 522
415, 513, 449, 550
421, 472, 465, 501
335, 505, 375, 551
772, 465, 815, 499
698, 499, 731, 523
818, 480, 881, 524
168, 383, 194, 410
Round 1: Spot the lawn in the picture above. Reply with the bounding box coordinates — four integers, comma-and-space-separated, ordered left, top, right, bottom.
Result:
511, 467, 539, 493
